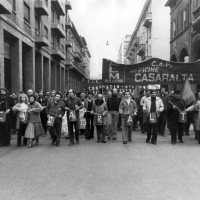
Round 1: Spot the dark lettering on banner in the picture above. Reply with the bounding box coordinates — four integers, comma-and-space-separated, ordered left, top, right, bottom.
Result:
102, 58, 200, 85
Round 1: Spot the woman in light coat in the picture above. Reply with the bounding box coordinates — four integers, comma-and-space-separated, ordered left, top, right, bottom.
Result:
12, 93, 29, 146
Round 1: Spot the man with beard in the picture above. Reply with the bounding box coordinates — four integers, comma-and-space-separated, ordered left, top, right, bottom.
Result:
167, 90, 186, 145
143, 90, 164, 145
65, 89, 83, 146
91, 93, 108, 143
0, 88, 13, 146
119, 91, 137, 144
107, 88, 121, 140
46, 92, 65, 146
158, 88, 168, 137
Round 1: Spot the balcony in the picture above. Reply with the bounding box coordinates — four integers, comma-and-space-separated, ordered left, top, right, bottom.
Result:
0, 0, 12, 14
133, 37, 139, 47
51, 0, 65, 16
51, 23, 66, 38
143, 12, 152, 28
65, 18, 73, 29
137, 44, 145, 56
66, 39, 72, 48
192, 17, 200, 33
73, 63, 85, 76
65, 1, 72, 10
73, 51, 82, 62
35, 0, 48, 16
35, 30, 49, 46
51, 46, 66, 60
65, 60, 73, 69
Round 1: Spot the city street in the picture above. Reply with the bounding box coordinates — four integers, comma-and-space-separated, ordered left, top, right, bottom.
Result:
1, 130, 200, 200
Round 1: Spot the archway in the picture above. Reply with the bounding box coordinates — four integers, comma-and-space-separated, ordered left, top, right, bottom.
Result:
170, 54, 177, 62
192, 40, 200, 61
179, 48, 188, 62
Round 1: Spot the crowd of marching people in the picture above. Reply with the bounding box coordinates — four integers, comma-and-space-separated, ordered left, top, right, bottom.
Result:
0, 86, 200, 147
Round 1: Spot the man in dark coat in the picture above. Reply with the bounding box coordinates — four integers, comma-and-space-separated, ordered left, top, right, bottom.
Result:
46, 92, 65, 146
167, 90, 186, 144
38, 90, 48, 135
0, 88, 13, 146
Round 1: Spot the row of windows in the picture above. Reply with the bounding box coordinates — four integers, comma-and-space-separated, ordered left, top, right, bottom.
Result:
171, 4, 190, 39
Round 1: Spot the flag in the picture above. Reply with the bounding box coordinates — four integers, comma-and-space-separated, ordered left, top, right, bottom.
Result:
182, 79, 196, 105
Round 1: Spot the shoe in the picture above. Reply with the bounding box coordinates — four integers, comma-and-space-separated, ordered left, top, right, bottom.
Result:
128, 139, 132, 142
113, 137, 116, 140
17, 143, 22, 147
55, 143, 60, 147
123, 141, 127, 144
68, 143, 74, 146
145, 139, 149, 143
180, 140, 184, 143
51, 140, 56, 145
97, 140, 100, 143
101, 140, 106, 143
27, 144, 32, 148
171, 141, 176, 145
151, 141, 156, 145
76, 140, 80, 144
107, 136, 111, 140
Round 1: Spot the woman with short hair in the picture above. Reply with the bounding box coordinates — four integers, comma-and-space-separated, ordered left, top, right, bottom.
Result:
25, 95, 44, 148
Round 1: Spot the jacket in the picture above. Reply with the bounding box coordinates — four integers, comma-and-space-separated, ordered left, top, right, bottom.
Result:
119, 98, 137, 115
92, 100, 108, 126
143, 97, 164, 114
46, 100, 65, 117
28, 101, 43, 123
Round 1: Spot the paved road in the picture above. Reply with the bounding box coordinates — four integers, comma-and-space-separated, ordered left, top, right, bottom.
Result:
0, 130, 200, 200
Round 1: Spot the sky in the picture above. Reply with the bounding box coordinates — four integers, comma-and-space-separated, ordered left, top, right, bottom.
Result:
69, 0, 147, 79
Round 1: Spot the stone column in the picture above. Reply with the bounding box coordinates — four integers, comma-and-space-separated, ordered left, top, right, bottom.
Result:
35, 53, 43, 91
11, 39, 23, 92
43, 57, 51, 92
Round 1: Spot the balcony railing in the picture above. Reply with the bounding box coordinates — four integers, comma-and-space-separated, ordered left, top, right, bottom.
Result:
51, 46, 66, 60
133, 37, 140, 47
0, 0, 12, 14
51, 0, 65, 16
73, 51, 82, 62
24, 21, 33, 37
65, 17, 73, 29
66, 38, 72, 48
35, 0, 48, 16
35, 30, 49, 46
65, 1, 72, 10
143, 12, 152, 28
137, 44, 145, 56
51, 23, 66, 38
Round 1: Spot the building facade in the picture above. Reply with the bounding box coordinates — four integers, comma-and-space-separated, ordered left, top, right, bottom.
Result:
0, 0, 90, 94
126, 0, 170, 64
117, 35, 131, 64
165, 0, 200, 91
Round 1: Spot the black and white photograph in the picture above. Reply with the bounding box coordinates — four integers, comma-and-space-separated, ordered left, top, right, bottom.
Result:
1, 0, 200, 199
